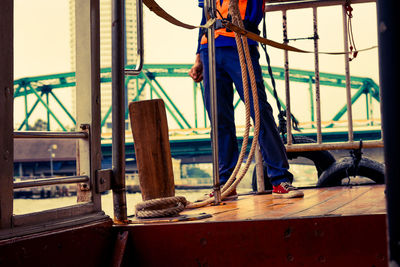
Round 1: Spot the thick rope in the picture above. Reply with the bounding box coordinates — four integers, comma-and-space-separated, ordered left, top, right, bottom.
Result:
135, 196, 187, 218
186, 0, 261, 209
135, 0, 263, 214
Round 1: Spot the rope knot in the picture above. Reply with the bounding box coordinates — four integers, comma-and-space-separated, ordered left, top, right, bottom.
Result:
135, 196, 187, 218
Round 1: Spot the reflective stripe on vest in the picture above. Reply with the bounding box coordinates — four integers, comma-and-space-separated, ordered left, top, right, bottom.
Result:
200, 0, 248, 45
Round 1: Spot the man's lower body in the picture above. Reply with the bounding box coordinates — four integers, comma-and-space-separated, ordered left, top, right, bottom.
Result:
200, 45, 303, 198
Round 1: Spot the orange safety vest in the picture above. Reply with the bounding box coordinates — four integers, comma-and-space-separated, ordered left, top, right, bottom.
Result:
200, 0, 248, 45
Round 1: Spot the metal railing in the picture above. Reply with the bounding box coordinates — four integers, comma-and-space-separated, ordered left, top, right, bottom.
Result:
14, 176, 89, 189
13, 128, 90, 189
265, 0, 382, 152
13, 131, 88, 139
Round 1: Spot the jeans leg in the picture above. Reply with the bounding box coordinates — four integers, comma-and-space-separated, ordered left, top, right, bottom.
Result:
223, 46, 292, 186
200, 49, 239, 185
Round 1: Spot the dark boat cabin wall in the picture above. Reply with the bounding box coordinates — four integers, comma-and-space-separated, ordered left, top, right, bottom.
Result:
0, 1, 117, 265
0, 0, 111, 240
0, 0, 14, 230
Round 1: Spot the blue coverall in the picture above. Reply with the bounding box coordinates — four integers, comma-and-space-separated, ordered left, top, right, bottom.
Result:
198, 0, 293, 186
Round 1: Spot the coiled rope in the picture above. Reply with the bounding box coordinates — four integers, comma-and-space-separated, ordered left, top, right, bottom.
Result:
135, 196, 187, 218
134, 0, 261, 216
186, 0, 261, 209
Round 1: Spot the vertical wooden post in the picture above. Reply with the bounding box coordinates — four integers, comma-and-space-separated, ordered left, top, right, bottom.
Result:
129, 99, 175, 201
0, 0, 14, 229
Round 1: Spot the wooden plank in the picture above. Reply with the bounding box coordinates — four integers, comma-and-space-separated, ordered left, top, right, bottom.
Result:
184, 189, 324, 221
129, 99, 175, 201
183, 186, 385, 223
247, 187, 344, 220
194, 188, 320, 221
330, 185, 386, 215
0, 0, 14, 229
285, 186, 373, 218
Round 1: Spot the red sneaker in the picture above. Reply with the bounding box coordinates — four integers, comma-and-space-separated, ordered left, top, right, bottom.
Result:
272, 182, 304, 199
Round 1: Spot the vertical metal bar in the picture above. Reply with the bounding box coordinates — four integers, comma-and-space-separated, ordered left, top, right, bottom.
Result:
282, 10, 292, 145
255, 143, 265, 193
24, 87, 29, 130
124, 0, 143, 76
112, 0, 128, 222
0, 0, 14, 229
376, 0, 400, 264
194, 82, 198, 129
200, 83, 208, 128
342, 5, 354, 142
206, 0, 221, 205
313, 7, 322, 144
136, 77, 139, 97
50, 150, 54, 177
308, 78, 315, 128
75, 0, 102, 209
369, 92, 374, 125
46, 93, 51, 131
365, 92, 370, 122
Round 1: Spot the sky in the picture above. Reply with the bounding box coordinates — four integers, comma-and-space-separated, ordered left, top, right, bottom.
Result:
13, 0, 380, 130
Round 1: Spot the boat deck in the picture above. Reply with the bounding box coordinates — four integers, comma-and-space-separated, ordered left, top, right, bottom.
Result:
117, 185, 388, 266
182, 184, 386, 222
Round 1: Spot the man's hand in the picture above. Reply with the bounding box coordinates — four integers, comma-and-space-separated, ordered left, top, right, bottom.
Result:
189, 54, 203, 83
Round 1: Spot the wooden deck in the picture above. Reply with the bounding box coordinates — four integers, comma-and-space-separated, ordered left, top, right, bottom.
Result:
182, 184, 386, 221
118, 185, 388, 266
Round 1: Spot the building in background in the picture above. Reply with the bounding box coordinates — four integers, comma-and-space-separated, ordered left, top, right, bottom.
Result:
69, 0, 141, 132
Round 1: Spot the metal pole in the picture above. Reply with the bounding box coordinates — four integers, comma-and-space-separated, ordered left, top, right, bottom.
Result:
24, 87, 29, 130
112, 0, 127, 222
13, 131, 88, 139
46, 93, 50, 131
14, 175, 89, 189
206, 0, 221, 205
376, 0, 400, 265
342, 4, 354, 142
313, 7, 322, 144
124, 0, 144, 76
282, 10, 293, 145
50, 150, 54, 177
255, 143, 265, 193
194, 82, 198, 129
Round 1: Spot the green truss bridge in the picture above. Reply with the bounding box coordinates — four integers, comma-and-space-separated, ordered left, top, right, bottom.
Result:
13, 64, 382, 161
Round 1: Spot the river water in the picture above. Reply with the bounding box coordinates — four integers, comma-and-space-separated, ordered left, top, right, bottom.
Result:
13, 189, 212, 217
13, 164, 317, 216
